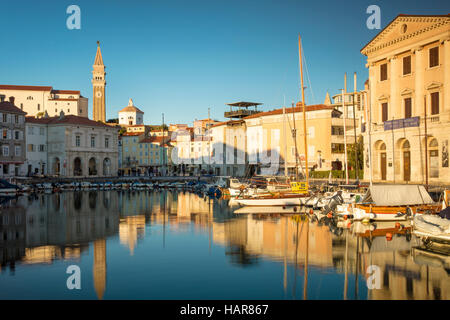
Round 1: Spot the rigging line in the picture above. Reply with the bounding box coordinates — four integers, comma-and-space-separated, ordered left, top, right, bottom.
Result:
300, 39, 316, 105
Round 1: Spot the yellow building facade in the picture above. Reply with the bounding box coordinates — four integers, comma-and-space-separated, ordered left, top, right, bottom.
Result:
361, 14, 450, 184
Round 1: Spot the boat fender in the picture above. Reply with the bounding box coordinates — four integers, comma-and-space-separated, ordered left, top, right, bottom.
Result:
386, 233, 393, 241
343, 215, 348, 220
347, 222, 352, 228
327, 213, 333, 219
362, 218, 370, 224
395, 222, 401, 230
293, 207, 297, 212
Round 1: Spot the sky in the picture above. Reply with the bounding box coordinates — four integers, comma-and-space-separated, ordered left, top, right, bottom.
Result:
0, 0, 449, 126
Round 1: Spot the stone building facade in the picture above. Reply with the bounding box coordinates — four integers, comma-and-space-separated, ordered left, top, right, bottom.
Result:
0, 95, 27, 177
27, 113, 119, 178
361, 14, 450, 185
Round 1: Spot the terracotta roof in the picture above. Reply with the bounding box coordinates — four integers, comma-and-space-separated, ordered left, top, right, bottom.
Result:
0, 84, 52, 91
25, 117, 53, 124
139, 136, 171, 145
243, 104, 335, 120
209, 120, 246, 128
119, 98, 144, 113
122, 132, 142, 136
51, 90, 80, 94
25, 115, 113, 128
49, 98, 78, 101
0, 101, 27, 115
119, 105, 144, 113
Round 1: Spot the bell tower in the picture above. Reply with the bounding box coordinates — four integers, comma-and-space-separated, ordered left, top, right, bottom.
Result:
92, 41, 106, 122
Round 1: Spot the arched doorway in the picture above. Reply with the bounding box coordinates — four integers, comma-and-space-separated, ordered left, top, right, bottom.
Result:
429, 138, 439, 178
378, 142, 387, 181
402, 140, 411, 182
103, 158, 111, 176
74, 157, 82, 176
89, 158, 97, 176
53, 157, 60, 175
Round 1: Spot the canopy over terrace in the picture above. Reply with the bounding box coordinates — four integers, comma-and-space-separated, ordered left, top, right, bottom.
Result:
360, 185, 434, 206
224, 101, 262, 119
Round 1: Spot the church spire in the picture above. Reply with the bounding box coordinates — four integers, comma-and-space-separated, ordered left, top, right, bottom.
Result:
94, 41, 104, 66
323, 91, 332, 106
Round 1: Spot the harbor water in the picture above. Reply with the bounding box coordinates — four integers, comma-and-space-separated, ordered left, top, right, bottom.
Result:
0, 190, 448, 300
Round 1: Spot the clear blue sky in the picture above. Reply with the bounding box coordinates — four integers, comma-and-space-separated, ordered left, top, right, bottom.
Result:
0, 0, 448, 125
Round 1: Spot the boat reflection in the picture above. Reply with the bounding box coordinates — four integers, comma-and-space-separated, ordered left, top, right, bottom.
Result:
0, 191, 448, 300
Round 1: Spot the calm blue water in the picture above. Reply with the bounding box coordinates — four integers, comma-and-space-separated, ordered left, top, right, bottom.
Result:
0, 190, 447, 300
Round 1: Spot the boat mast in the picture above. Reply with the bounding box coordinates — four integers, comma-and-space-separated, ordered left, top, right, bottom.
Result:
342, 85, 349, 184
424, 95, 428, 190
364, 88, 373, 187
353, 72, 359, 181
283, 100, 288, 178
298, 35, 308, 186
292, 101, 299, 181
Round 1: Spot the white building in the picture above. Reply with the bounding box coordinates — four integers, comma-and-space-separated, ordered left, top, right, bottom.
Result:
118, 99, 144, 126
0, 85, 88, 118
25, 118, 48, 175
26, 112, 119, 177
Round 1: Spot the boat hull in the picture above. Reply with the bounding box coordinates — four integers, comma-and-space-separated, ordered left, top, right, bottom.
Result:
235, 197, 303, 206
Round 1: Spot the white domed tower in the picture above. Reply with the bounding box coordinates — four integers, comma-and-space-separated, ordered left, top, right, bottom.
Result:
118, 98, 144, 125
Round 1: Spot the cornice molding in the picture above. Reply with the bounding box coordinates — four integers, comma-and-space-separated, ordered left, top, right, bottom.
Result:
362, 16, 449, 55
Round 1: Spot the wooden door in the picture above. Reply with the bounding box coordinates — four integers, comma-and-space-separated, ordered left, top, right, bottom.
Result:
403, 151, 410, 181
381, 152, 387, 180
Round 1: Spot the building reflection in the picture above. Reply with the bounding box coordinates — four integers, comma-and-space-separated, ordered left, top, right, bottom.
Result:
0, 192, 119, 299
119, 216, 146, 255
1, 191, 448, 300
353, 222, 449, 300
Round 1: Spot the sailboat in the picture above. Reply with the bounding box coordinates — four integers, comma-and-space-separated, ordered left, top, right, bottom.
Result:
235, 35, 310, 207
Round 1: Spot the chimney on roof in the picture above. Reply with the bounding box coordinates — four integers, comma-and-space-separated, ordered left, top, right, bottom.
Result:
9, 96, 15, 104
0, 95, 5, 102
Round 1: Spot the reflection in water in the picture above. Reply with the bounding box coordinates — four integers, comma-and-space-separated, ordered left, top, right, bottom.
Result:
0, 191, 448, 299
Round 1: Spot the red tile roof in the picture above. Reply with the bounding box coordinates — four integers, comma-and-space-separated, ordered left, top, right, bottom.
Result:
210, 120, 245, 128
122, 132, 142, 136
0, 101, 27, 115
25, 115, 114, 128
0, 84, 53, 91
119, 106, 144, 113
51, 90, 80, 94
243, 104, 335, 119
139, 136, 171, 146
49, 98, 78, 101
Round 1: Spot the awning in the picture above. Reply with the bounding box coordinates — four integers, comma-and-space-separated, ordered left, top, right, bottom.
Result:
360, 184, 434, 206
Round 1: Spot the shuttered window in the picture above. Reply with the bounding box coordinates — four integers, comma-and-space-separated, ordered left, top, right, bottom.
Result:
431, 92, 439, 115
404, 98, 412, 118
382, 103, 388, 122
429, 47, 439, 68
403, 56, 411, 75
380, 63, 387, 81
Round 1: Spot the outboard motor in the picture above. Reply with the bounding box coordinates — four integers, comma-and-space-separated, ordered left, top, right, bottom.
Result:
322, 191, 344, 216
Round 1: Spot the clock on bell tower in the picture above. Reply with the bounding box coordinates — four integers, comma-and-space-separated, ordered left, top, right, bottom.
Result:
92, 41, 106, 122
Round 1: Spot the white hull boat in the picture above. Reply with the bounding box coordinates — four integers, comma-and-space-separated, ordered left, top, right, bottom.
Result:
413, 214, 450, 243
235, 196, 304, 206
234, 205, 300, 214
